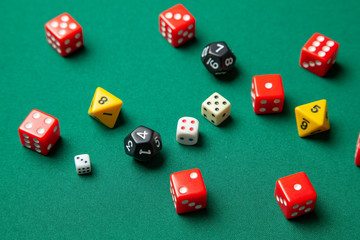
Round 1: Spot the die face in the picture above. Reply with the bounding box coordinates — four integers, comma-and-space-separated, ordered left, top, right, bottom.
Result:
275, 172, 317, 219
355, 133, 360, 166
253, 75, 284, 99
300, 51, 331, 77
201, 92, 231, 126
130, 127, 157, 161
124, 134, 136, 156
275, 184, 316, 219
221, 51, 236, 71
45, 13, 82, 40
150, 131, 162, 152
300, 33, 339, 77
208, 42, 230, 57
74, 154, 91, 174
88, 87, 123, 128
170, 169, 207, 214
251, 74, 285, 114
45, 13, 84, 56
201, 50, 222, 74
18, 109, 60, 155
301, 33, 339, 63
124, 126, 162, 161
130, 126, 154, 144
176, 117, 199, 145
201, 42, 236, 74
159, 4, 195, 47
295, 99, 330, 137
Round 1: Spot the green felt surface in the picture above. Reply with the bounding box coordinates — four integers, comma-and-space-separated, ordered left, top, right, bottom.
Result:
1, 0, 360, 239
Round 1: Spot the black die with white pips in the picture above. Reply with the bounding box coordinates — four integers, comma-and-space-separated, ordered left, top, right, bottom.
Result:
124, 126, 162, 162
201, 41, 236, 75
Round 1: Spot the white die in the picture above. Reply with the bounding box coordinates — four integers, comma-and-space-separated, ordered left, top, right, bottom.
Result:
74, 154, 91, 175
201, 92, 231, 126
176, 117, 199, 145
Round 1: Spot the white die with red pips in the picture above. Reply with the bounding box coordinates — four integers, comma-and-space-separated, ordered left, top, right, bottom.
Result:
176, 117, 199, 145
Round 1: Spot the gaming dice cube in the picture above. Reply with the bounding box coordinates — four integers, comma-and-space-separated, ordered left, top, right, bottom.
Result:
251, 74, 285, 114
88, 87, 123, 128
201, 92, 231, 126
176, 117, 199, 145
201, 42, 236, 75
275, 172, 317, 219
18, 109, 60, 155
159, 4, 195, 47
170, 168, 207, 214
300, 33, 339, 77
74, 154, 91, 175
124, 126, 162, 162
295, 99, 330, 137
45, 13, 84, 56
355, 132, 360, 166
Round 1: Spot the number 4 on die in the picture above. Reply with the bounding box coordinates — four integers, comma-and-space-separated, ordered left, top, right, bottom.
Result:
123, 126, 162, 162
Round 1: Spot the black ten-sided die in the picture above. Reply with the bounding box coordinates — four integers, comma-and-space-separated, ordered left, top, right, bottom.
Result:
124, 126, 162, 161
201, 41, 236, 75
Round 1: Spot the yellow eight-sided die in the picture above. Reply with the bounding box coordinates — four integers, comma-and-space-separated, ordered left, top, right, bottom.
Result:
295, 99, 330, 137
88, 87, 123, 128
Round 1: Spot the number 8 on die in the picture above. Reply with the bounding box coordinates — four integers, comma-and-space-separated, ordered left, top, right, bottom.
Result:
88, 87, 123, 128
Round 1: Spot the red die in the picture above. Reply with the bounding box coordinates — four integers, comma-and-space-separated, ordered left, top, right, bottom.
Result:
170, 168, 207, 214
275, 172, 317, 219
159, 4, 195, 47
355, 132, 360, 166
18, 109, 60, 155
45, 13, 84, 57
300, 33, 339, 77
251, 74, 285, 114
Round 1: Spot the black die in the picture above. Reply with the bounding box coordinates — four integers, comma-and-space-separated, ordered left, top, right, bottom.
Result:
201, 41, 236, 75
124, 126, 162, 161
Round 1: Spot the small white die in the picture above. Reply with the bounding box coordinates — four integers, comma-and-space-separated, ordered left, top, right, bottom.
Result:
176, 117, 199, 145
74, 154, 91, 175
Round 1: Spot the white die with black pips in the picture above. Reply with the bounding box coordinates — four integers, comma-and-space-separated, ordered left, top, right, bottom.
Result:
201, 92, 231, 126
74, 154, 91, 175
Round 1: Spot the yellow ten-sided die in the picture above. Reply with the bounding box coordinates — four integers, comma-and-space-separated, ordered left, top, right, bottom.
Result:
295, 99, 330, 137
88, 87, 123, 128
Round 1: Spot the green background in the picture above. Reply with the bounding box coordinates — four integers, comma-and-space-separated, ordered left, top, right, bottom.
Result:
1, 0, 360, 239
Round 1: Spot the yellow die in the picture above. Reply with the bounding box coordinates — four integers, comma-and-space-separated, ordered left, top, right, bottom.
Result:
295, 99, 330, 137
88, 87, 123, 128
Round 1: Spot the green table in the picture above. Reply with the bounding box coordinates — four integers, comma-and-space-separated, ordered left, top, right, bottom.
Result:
1, 0, 360, 239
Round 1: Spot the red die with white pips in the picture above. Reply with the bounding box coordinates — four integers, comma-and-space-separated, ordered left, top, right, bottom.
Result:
18, 109, 60, 155
159, 4, 195, 47
251, 74, 285, 114
170, 168, 207, 214
299, 33, 339, 77
176, 117, 199, 145
355, 132, 360, 166
275, 172, 317, 219
45, 13, 84, 56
